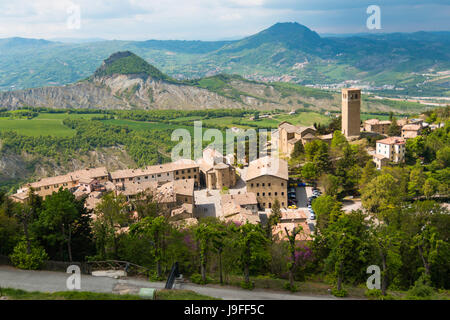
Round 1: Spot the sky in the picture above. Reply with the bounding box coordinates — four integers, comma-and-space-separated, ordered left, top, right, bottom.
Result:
0, 0, 449, 41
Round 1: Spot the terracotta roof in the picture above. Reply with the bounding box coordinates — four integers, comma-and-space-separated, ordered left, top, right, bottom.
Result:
246, 156, 288, 181
272, 221, 312, 241
302, 133, 316, 140
111, 160, 198, 180
280, 209, 308, 222
29, 174, 73, 188
222, 193, 258, 207
71, 167, 108, 180
373, 154, 388, 160
174, 179, 195, 197
224, 211, 260, 225
376, 136, 406, 145
402, 124, 422, 131
278, 121, 298, 133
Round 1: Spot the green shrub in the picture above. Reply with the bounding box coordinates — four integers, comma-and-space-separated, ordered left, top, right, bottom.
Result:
283, 282, 299, 292
365, 289, 395, 300
190, 273, 212, 285
331, 288, 348, 297
10, 240, 48, 270
406, 274, 435, 300
240, 281, 255, 290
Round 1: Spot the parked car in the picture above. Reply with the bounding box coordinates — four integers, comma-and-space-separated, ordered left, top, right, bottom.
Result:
288, 187, 296, 193
298, 182, 306, 187
288, 199, 296, 206
288, 205, 297, 209
309, 212, 316, 220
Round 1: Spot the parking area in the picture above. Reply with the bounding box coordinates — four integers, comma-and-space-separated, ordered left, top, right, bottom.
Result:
286, 181, 322, 224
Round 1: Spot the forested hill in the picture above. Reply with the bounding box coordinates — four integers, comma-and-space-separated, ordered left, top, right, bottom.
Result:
0, 50, 341, 111
0, 22, 449, 96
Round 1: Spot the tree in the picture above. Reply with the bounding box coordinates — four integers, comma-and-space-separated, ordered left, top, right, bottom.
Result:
361, 174, 402, 214
193, 220, 224, 283
284, 225, 304, 290
232, 222, 268, 287
13, 189, 41, 254
94, 192, 130, 259
359, 160, 378, 191
37, 188, 80, 261
311, 195, 343, 233
301, 162, 319, 183
423, 177, 440, 199
388, 118, 401, 137
369, 219, 401, 296
291, 141, 304, 158
265, 200, 281, 240
408, 165, 426, 198
324, 210, 371, 292
130, 216, 167, 278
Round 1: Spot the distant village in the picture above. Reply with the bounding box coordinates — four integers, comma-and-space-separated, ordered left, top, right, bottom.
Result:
10, 88, 442, 242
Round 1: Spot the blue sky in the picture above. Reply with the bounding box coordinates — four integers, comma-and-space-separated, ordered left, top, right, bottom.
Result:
0, 0, 449, 41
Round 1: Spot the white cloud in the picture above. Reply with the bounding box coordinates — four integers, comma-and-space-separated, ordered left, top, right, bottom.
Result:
0, 0, 448, 40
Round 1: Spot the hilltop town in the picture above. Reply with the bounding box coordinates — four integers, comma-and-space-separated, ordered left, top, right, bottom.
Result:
9, 88, 447, 244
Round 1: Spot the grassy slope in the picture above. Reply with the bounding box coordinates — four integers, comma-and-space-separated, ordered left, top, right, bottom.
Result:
0, 288, 217, 300
0, 113, 103, 137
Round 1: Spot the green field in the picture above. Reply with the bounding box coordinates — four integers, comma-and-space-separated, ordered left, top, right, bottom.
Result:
0, 117, 75, 137
0, 113, 105, 137
101, 119, 193, 132
202, 111, 330, 130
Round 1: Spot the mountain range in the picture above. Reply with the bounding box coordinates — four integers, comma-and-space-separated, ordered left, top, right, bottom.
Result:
0, 51, 344, 111
0, 22, 449, 97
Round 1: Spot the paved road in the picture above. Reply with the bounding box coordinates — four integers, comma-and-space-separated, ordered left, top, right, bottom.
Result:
0, 266, 336, 300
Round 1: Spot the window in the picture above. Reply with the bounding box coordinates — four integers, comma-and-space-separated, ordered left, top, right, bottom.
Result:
251, 183, 254, 187
176, 171, 179, 174
129, 178, 132, 181
182, 170, 184, 174
269, 203, 272, 208
262, 192, 265, 196
187, 169, 191, 173
275, 192, 278, 196
157, 174, 161, 177
281, 183, 284, 186
281, 192, 284, 196
256, 183, 259, 187
268, 183, 271, 187
194, 175, 197, 179
268, 192, 271, 196
188, 176, 191, 179
262, 183, 265, 187
282, 202, 285, 206
257, 193, 260, 196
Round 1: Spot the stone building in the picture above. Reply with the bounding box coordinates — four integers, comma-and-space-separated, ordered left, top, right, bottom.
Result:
278, 122, 317, 157
17, 167, 109, 199
341, 88, 361, 138
401, 124, 422, 139
197, 148, 236, 190
363, 119, 392, 135
110, 159, 200, 188
374, 136, 406, 168
221, 192, 260, 225
245, 156, 289, 210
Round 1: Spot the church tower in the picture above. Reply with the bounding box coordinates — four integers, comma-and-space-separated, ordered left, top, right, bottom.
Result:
341, 88, 361, 138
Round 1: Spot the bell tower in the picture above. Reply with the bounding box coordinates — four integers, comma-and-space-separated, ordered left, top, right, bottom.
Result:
341, 88, 361, 138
